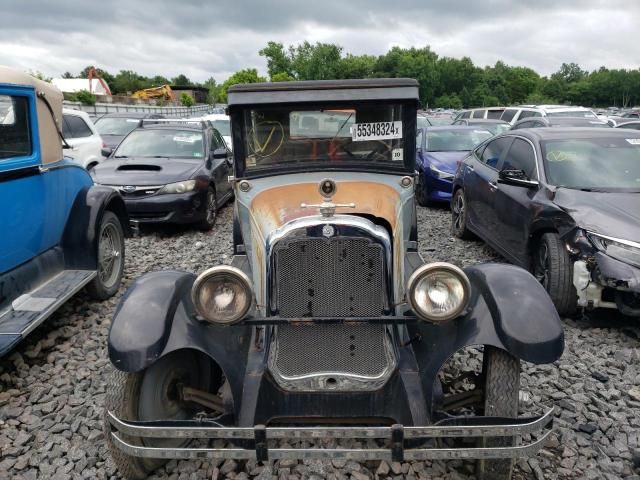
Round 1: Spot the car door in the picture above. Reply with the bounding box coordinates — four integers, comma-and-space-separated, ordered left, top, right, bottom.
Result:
209, 129, 232, 201
463, 136, 513, 244
493, 137, 540, 265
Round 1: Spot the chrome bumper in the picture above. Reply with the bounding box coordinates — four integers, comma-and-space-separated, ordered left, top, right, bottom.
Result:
107, 408, 554, 462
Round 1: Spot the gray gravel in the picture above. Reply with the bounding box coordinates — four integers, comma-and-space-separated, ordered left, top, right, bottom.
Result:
1, 203, 639, 480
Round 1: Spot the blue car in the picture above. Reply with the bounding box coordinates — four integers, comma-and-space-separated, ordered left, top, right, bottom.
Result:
0, 67, 128, 356
415, 126, 492, 206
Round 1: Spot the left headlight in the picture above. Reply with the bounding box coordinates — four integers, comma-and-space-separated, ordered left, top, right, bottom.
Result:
586, 231, 640, 268
407, 262, 471, 322
192, 266, 253, 324
158, 180, 197, 194
429, 163, 455, 180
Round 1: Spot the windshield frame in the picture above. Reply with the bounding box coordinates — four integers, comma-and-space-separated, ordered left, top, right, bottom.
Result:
230, 99, 417, 179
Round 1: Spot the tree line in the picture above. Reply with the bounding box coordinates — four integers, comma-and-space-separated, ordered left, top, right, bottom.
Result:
60, 42, 640, 108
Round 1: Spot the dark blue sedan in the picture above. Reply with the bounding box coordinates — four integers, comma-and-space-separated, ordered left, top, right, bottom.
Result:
415, 126, 492, 206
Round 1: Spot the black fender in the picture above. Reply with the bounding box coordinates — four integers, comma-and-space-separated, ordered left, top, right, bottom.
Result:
62, 185, 129, 270
107, 270, 253, 415
408, 262, 564, 409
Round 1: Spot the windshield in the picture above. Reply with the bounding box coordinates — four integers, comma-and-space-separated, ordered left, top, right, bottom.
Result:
95, 117, 141, 136
546, 110, 597, 119
542, 137, 640, 191
240, 103, 407, 173
426, 129, 492, 151
114, 129, 205, 158
208, 119, 230, 136
424, 116, 453, 126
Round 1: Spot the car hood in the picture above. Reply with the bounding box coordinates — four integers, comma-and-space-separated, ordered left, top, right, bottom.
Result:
91, 157, 202, 186
101, 135, 126, 149
424, 151, 468, 173
553, 188, 640, 241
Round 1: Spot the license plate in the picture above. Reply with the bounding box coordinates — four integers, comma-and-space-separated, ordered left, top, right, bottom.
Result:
352, 121, 402, 142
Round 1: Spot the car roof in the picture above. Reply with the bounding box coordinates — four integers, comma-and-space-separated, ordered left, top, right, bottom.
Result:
423, 125, 492, 132
228, 78, 419, 105
98, 112, 160, 118
463, 118, 509, 124
138, 123, 204, 132
507, 127, 640, 141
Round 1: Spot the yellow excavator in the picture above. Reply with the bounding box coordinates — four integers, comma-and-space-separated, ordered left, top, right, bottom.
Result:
132, 85, 176, 102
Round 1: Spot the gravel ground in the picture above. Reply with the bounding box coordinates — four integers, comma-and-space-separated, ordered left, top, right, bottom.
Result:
1, 203, 639, 480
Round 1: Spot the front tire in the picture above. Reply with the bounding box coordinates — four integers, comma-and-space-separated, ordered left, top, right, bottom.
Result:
196, 186, 217, 231
87, 210, 125, 300
104, 350, 215, 479
533, 232, 577, 316
476, 346, 520, 480
451, 188, 473, 239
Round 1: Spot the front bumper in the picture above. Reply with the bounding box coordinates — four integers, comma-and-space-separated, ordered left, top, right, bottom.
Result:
424, 172, 454, 201
106, 408, 554, 462
124, 190, 207, 225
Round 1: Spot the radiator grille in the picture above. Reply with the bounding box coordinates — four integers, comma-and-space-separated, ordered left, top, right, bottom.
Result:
272, 237, 386, 317
274, 324, 389, 378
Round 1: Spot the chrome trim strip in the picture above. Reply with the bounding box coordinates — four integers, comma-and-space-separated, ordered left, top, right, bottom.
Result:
109, 421, 552, 461
587, 230, 640, 250
107, 408, 553, 440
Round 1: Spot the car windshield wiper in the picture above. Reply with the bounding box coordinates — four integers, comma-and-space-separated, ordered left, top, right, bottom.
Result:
113, 155, 128, 158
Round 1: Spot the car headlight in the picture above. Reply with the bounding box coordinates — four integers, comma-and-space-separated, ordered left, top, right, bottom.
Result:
407, 262, 471, 322
158, 180, 197, 194
429, 163, 454, 180
586, 231, 640, 268
192, 266, 252, 324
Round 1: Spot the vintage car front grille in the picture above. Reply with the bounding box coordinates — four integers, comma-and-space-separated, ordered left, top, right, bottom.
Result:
272, 237, 386, 317
268, 324, 395, 391
269, 234, 394, 391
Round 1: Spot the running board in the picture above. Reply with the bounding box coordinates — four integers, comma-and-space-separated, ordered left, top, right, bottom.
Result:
0, 269, 96, 356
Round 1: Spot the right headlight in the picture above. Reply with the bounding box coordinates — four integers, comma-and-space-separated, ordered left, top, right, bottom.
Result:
407, 262, 471, 322
158, 180, 197, 195
192, 266, 252, 324
586, 231, 640, 268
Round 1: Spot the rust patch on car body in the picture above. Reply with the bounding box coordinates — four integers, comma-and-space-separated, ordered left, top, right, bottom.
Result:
250, 182, 400, 233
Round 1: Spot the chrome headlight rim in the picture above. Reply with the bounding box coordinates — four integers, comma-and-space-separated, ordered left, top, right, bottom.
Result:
191, 265, 252, 325
586, 230, 640, 268
407, 262, 471, 322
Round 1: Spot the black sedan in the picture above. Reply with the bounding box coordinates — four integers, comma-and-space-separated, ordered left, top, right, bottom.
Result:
91, 121, 233, 230
451, 128, 640, 317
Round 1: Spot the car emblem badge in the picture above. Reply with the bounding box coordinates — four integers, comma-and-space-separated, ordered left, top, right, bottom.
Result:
122, 185, 136, 194
322, 224, 335, 237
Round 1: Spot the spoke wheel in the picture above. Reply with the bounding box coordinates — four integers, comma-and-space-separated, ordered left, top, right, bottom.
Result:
451, 189, 473, 239
87, 211, 124, 300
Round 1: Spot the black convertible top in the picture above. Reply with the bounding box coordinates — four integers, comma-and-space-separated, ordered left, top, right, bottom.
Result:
227, 78, 420, 106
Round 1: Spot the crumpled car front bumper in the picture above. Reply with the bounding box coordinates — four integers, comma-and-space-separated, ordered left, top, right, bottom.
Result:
106, 408, 554, 462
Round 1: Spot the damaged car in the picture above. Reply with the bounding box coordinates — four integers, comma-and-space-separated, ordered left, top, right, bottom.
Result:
103, 79, 563, 480
451, 128, 640, 317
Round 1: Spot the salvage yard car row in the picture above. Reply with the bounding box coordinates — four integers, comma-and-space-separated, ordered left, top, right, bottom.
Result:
1, 68, 638, 480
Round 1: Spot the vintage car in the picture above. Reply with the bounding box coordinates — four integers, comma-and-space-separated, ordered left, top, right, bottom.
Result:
0, 67, 128, 355
104, 79, 564, 480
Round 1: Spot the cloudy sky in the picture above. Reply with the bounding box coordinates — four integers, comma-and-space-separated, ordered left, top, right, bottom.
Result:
1, 0, 638, 82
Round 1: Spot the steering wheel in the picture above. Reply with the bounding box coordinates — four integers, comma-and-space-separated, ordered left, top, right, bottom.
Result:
366, 140, 393, 160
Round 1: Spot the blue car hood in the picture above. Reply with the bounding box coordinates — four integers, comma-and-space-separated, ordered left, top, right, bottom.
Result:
423, 151, 468, 174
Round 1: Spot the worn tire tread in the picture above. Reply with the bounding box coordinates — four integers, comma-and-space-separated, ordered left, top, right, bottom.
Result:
477, 346, 520, 480
538, 232, 577, 316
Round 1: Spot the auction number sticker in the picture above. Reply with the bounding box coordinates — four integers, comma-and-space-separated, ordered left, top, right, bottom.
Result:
352, 121, 402, 142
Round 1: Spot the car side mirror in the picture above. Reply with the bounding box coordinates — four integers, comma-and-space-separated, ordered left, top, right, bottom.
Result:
212, 147, 227, 159
498, 169, 539, 189
101, 147, 113, 158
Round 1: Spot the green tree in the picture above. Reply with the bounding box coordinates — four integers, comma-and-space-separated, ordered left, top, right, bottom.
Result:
338, 54, 377, 79
259, 41, 293, 80
76, 89, 97, 106
271, 72, 295, 82
289, 41, 343, 80
61, 71, 74, 79
172, 74, 191, 86
217, 68, 266, 103
28, 70, 51, 82
180, 92, 194, 107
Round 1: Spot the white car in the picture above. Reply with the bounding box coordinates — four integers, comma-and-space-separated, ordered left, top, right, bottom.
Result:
201, 113, 232, 150
62, 108, 104, 170
455, 105, 598, 125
